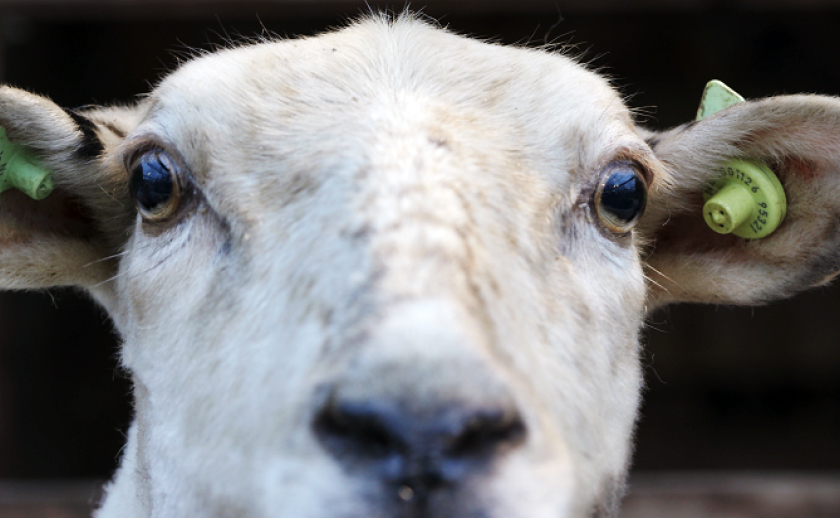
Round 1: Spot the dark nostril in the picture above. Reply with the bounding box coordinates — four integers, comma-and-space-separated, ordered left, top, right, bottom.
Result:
446, 409, 527, 458
314, 394, 527, 468
314, 399, 403, 459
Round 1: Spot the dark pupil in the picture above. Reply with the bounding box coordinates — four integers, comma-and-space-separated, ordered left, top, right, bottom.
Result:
600, 169, 646, 223
130, 153, 173, 212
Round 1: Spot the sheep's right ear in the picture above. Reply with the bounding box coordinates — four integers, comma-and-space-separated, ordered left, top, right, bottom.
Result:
0, 86, 138, 289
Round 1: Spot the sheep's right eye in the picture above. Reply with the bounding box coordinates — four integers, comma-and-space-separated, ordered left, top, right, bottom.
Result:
129, 150, 182, 221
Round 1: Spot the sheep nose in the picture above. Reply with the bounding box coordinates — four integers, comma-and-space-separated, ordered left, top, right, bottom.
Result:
313, 394, 527, 490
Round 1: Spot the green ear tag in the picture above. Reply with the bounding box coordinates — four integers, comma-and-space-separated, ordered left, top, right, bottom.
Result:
696, 79, 745, 120
697, 80, 786, 238
0, 126, 54, 200
702, 159, 787, 239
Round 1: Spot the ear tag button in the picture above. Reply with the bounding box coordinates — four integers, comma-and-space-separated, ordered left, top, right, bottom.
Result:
0, 126, 55, 200
697, 80, 787, 238
702, 159, 787, 238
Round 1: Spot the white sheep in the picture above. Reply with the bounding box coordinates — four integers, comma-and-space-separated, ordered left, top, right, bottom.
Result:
1, 14, 839, 516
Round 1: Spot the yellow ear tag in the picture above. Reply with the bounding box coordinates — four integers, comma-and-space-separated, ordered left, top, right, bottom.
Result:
696, 80, 787, 239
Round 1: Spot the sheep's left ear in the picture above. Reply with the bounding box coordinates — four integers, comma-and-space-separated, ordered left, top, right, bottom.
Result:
0, 86, 137, 289
640, 95, 840, 308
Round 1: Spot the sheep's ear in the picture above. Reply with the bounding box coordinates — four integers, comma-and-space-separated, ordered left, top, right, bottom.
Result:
0, 86, 137, 289
641, 95, 840, 308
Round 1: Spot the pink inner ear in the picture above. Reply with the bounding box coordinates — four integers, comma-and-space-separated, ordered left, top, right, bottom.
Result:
0, 188, 95, 243
783, 157, 822, 181
651, 208, 754, 259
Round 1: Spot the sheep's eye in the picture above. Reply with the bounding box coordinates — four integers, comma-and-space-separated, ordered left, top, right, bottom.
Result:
129, 150, 181, 221
595, 161, 648, 234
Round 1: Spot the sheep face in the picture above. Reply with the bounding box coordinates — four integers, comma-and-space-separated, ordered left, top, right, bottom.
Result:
5, 13, 840, 518
105, 18, 648, 516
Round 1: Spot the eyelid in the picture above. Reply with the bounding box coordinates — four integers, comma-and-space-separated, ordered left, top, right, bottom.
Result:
120, 134, 181, 171
608, 148, 656, 186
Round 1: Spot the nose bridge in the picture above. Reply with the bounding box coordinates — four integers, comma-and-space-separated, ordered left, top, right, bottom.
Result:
336, 119, 520, 420
355, 100, 491, 299
343, 299, 500, 397
339, 298, 519, 409
367, 183, 478, 300
323, 298, 520, 440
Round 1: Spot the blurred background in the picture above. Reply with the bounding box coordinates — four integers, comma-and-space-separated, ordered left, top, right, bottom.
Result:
0, 0, 839, 516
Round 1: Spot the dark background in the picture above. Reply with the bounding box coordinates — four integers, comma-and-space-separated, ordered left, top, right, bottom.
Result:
0, 0, 839, 482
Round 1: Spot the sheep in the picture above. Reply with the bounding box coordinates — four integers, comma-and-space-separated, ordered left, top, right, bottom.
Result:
1, 13, 840, 516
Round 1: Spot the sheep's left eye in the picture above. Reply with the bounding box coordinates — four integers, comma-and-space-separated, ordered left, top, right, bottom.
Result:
595, 161, 648, 234
129, 150, 181, 221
